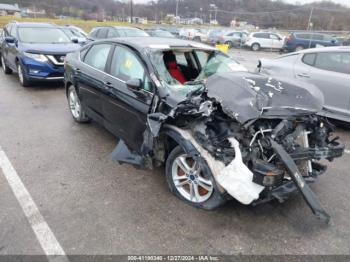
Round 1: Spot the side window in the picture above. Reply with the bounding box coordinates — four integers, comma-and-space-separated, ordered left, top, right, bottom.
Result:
107, 29, 119, 38
315, 52, 350, 74
97, 28, 108, 39
270, 34, 279, 40
313, 34, 323, 41
110, 46, 152, 91
195, 51, 209, 68
302, 53, 316, 66
83, 44, 112, 71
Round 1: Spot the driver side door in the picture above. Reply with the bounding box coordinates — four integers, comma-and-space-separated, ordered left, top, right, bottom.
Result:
102, 45, 154, 152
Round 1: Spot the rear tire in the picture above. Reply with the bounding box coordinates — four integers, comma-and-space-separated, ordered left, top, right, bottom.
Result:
251, 43, 260, 51
1, 54, 12, 74
225, 41, 234, 48
165, 145, 226, 210
68, 85, 90, 123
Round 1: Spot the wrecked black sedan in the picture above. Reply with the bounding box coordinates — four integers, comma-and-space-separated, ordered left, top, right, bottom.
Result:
64, 37, 344, 223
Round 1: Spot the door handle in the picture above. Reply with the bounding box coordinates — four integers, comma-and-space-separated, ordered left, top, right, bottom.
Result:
297, 73, 310, 78
104, 81, 113, 89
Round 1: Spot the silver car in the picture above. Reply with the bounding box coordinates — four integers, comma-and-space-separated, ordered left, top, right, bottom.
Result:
258, 46, 350, 122
218, 31, 248, 48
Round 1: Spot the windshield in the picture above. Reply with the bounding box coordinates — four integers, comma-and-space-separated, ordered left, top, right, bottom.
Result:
18, 27, 71, 43
151, 49, 247, 96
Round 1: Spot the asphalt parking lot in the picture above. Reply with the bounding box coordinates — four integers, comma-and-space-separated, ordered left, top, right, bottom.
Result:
1, 49, 350, 256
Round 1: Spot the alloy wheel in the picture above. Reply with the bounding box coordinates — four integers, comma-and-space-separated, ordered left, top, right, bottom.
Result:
69, 89, 81, 119
171, 154, 213, 203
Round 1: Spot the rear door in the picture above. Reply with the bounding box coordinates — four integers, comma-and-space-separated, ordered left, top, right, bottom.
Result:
76, 43, 113, 123
295, 52, 350, 119
102, 44, 154, 152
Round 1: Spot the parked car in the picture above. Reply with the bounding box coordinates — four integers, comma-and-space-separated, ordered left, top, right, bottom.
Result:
1, 22, 81, 87
64, 37, 343, 222
60, 25, 88, 44
343, 36, 350, 46
283, 32, 340, 52
258, 46, 350, 122
217, 31, 248, 48
0, 29, 4, 65
245, 32, 284, 51
178, 28, 197, 40
206, 29, 226, 45
145, 29, 175, 38
191, 29, 209, 42
87, 26, 149, 41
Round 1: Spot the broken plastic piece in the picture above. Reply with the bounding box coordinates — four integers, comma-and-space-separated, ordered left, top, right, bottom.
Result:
111, 140, 143, 166
216, 138, 264, 205
270, 139, 331, 224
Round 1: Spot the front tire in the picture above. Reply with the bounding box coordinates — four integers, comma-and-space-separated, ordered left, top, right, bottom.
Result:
17, 62, 31, 87
251, 43, 260, 51
68, 85, 90, 123
165, 145, 226, 210
1, 54, 12, 74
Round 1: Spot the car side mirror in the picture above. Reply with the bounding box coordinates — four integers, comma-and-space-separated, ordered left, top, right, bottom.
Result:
71, 37, 79, 44
5, 36, 15, 44
126, 78, 142, 91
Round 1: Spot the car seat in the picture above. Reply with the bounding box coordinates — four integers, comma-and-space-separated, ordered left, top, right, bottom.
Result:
163, 52, 186, 84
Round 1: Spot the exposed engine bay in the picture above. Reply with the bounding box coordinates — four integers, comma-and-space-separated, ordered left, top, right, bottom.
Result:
112, 68, 344, 224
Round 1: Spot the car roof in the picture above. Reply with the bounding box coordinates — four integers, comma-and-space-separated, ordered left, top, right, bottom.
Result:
297, 46, 350, 54
96, 37, 216, 51
15, 22, 57, 28
93, 26, 142, 30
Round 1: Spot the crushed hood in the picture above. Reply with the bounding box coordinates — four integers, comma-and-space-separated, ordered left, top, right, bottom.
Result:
205, 72, 324, 123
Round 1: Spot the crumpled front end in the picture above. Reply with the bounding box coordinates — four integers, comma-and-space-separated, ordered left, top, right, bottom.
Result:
115, 71, 344, 223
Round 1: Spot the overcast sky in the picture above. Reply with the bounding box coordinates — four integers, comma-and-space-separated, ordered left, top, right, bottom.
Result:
133, 0, 350, 7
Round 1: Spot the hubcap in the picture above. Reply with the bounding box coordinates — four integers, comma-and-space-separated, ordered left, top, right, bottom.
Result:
69, 89, 81, 119
172, 154, 213, 203
18, 64, 24, 84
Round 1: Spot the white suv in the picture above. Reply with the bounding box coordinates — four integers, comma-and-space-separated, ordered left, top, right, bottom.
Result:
245, 32, 284, 51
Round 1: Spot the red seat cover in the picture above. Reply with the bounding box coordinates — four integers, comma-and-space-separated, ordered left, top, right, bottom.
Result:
166, 61, 186, 84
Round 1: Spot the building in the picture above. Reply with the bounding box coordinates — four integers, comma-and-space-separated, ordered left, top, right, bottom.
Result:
127, 17, 148, 24
0, 3, 21, 16
21, 8, 46, 18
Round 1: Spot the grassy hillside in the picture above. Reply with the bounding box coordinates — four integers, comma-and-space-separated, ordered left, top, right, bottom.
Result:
0, 16, 133, 33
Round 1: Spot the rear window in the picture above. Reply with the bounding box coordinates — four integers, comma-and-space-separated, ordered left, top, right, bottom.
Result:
314, 52, 350, 74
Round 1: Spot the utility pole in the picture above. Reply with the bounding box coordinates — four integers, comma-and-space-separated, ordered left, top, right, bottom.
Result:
176, 0, 179, 18
307, 7, 314, 31
130, 0, 133, 24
